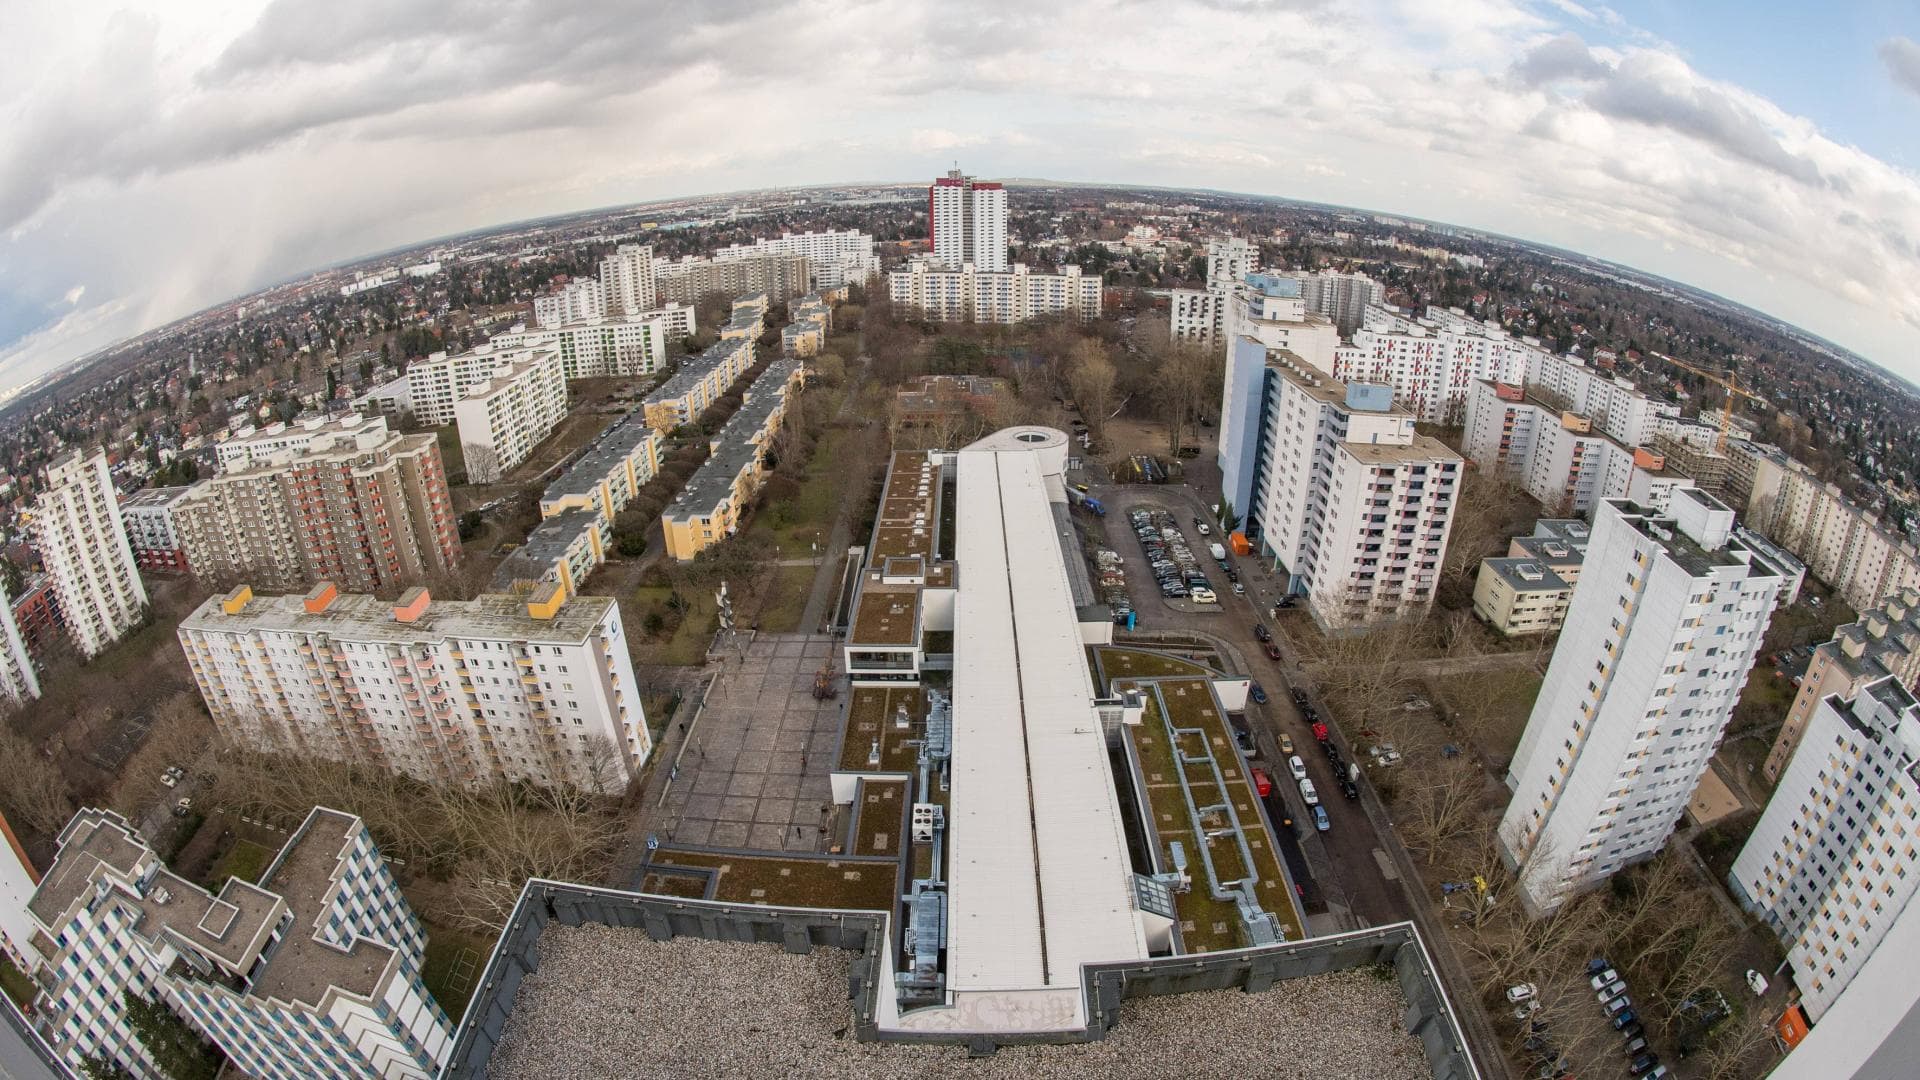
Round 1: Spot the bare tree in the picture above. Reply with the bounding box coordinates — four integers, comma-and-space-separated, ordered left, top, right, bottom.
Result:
1397, 756, 1488, 865
1067, 339, 1119, 443
0, 710, 74, 838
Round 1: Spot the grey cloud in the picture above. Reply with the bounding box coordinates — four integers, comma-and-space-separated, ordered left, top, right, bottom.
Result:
1584, 54, 1829, 189
1881, 37, 1920, 98
1510, 32, 1609, 87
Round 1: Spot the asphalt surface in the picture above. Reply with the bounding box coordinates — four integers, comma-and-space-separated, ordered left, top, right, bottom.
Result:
0, 997, 64, 1080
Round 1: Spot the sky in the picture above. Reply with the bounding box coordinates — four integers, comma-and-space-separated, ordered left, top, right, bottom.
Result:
3, 0, 1919, 396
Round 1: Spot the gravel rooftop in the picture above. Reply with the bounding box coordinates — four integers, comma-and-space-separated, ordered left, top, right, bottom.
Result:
486, 925, 1433, 1080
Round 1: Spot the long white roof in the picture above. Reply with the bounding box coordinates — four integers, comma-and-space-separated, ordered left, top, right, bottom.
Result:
945, 446, 1147, 995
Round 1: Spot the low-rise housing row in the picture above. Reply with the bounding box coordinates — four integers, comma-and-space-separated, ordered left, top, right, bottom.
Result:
1471, 519, 1591, 636
641, 337, 755, 434
179, 582, 651, 793
661, 357, 807, 561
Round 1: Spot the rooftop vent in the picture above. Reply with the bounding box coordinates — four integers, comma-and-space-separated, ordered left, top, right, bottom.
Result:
392, 587, 431, 623
220, 586, 253, 616
304, 581, 338, 614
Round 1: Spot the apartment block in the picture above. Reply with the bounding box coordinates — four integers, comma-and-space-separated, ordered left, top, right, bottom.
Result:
1216, 273, 1340, 375
451, 353, 568, 483
10, 573, 61, 665
1730, 678, 1920, 1021
1220, 343, 1460, 629
1763, 588, 1920, 781
1738, 446, 1920, 612
663, 358, 806, 561
1332, 306, 1534, 424
1499, 491, 1794, 913
1292, 269, 1382, 335
0, 581, 41, 704
1473, 521, 1591, 637
486, 306, 695, 379
0, 810, 36, 974
539, 412, 662, 523
23, 806, 451, 1079
713, 229, 878, 289
641, 338, 755, 433
599, 244, 657, 314
492, 510, 606, 595
29, 449, 149, 658
887, 261, 1101, 323
1169, 237, 1257, 349
178, 583, 650, 793
1462, 379, 1696, 516
172, 416, 459, 594
531, 278, 605, 329
929, 167, 1008, 271
119, 485, 193, 572
654, 252, 811, 304
1765, 886, 1920, 1080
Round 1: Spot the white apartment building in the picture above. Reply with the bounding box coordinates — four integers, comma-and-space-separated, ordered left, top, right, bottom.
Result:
653, 252, 812, 304
218, 414, 391, 472
452, 353, 568, 483
887, 262, 1101, 324
1168, 237, 1258, 350
24, 806, 451, 1080
1462, 379, 1696, 516
179, 583, 651, 794
1218, 273, 1341, 374
713, 229, 879, 289
119, 484, 193, 573
1332, 305, 1535, 424
1470, 522, 1592, 637
1730, 677, 1920, 1021
0, 809, 36, 974
599, 244, 657, 314
1738, 446, 1920, 613
531, 278, 606, 328
30, 449, 149, 658
1524, 346, 1681, 448
929, 167, 1008, 271
1292, 269, 1382, 335
0, 582, 40, 704
1221, 345, 1460, 629
1763, 588, 1920, 782
1499, 491, 1794, 913
490, 306, 694, 378
1765, 885, 1920, 1080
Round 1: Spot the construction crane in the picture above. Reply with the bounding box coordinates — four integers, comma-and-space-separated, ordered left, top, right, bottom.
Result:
1652, 352, 1766, 454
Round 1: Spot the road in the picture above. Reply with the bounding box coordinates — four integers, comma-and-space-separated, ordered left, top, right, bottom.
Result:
1084, 462, 1512, 1078
0, 997, 65, 1080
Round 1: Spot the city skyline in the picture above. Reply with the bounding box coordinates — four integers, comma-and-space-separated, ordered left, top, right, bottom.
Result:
2, 0, 1919, 397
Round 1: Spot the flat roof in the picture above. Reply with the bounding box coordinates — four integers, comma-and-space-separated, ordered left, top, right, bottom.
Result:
848, 582, 920, 646
542, 413, 656, 504
121, 484, 194, 510
250, 809, 398, 1007
645, 338, 751, 407
946, 446, 1147, 994
836, 687, 927, 773
868, 452, 940, 562
180, 588, 614, 645
1483, 557, 1570, 592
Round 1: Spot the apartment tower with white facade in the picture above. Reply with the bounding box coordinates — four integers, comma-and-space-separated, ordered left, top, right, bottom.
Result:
1499, 490, 1793, 913
30, 449, 149, 658
929, 167, 1008, 272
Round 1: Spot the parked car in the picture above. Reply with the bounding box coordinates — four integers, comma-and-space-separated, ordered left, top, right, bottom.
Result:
1340, 779, 1360, 800
1589, 968, 1619, 991
1629, 1053, 1661, 1076
1254, 623, 1272, 642
1290, 687, 1308, 706
1603, 993, 1633, 1015
1288, 755, 1308, 780
1617, 1019, 1644, 1041
1745, 969, 1769, 995
1249, 682, 1268, 704
1251, 768, 1273, 798
1506, 983, 1538, 1003
1278, 733, 1295, 754
1595, 979, 1627, 1001
1513, 1000, 1540, 1020
1611, 1008, 1639, 1030
1587, 956, 1612, 975
1312, 722, 1329, 742
1643, 1067, 1669, 1080
1196, 523, 1211, 536
1264, 642, 1283, 661
1311, 805, 1330, 832
171, 797, 193, 818
1623, 1036, 1649, 1057
1298, 778, 1320, 805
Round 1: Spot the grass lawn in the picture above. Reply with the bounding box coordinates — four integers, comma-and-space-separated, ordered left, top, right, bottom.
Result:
747, 425, 854, 553
203, 839, 273, 891
1427, 667, 1543, 766
628, 587, 718, 667
434, 425, 465, 482
752, 563, 813, 633
421, 924, 494, 1021
0, 954, 33, 1008
649, 849, 896, 911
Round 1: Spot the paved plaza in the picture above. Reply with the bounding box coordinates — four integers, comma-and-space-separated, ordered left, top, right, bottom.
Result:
654, 633, 845, 853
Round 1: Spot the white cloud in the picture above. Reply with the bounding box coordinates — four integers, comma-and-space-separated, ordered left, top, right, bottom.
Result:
1883, 36, 1920, 99
1, 0, 1917, 391
61, 285, 85, 306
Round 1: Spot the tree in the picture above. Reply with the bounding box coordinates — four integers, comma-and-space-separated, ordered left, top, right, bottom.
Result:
0, 713, 74, 838
121, 990, 221, 1080
80, 1058, 134, 1080
1067, 339, 1118, 443
1214, 498, 1243, 535
457, 510, 484, 541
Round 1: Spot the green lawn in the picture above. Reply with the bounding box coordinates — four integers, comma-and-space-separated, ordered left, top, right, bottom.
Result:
435, 424, 466, 483
753, 563, 814, 633
748, 425, 853, 553
0, 954, 33, 1008
629, 587, 719, 666
203, 839, 273, 891
421, 924, 494, 1021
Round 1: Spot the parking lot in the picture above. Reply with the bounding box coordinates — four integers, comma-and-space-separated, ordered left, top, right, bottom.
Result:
650, 634, 843, 854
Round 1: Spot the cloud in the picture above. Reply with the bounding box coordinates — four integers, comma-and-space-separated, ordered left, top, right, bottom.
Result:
1883, 36, 1920, 98
62, 285, 84, 306
0, 0, 1917, 394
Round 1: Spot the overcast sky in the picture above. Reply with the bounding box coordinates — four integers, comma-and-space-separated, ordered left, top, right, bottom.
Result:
4, 0, 1919, 395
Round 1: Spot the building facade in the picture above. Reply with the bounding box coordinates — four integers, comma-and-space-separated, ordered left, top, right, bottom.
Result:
172, 417, 460, 594
1168, 237, 1258, 350
23, 806, 451, 1080
30, 449, 149, 658
1762, 588, 1920, 782
887, 262, 1101, 324
451, 353, 568, 484
486, 306, 694, 381
1462, 379, 1697, 516
178, 583, 651, 793
1292, 269, 1382, 335
1498, 491, 1793, 913
929, 167, 1008, 272
120, 485, 194, 572
1731, 678, 1920, 1021
641, 337, 755, 433
0, 809, 36, 974
0, 582, 41, 704
599, 244, 657, 315
713, 229, 878, 289
1470, 522, 1591, 636
653, 253, 811, 304
531, 278, 605, 329
1737, 447, 1920, 613
1220, 344, 1460, 629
